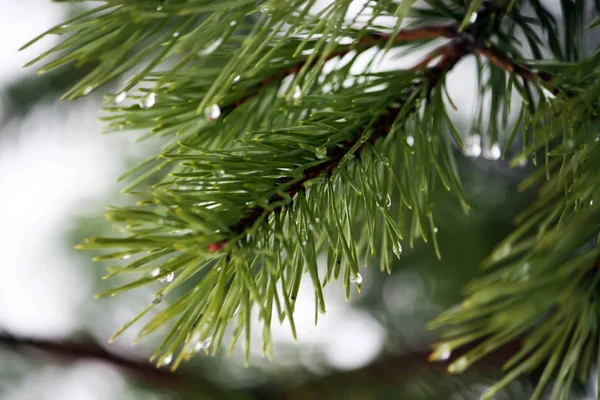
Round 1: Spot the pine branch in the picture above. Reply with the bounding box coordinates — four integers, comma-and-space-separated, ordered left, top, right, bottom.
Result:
226, 25, 460, 118
473, 44, 552, 86
208, 38, 470, 253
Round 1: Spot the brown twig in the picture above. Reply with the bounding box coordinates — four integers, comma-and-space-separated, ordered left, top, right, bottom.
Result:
208, 39, 470, 253
0, 332, 232, 397
227, 26, 459, 112
473, 43, 553, 86
0, 332, 186, 385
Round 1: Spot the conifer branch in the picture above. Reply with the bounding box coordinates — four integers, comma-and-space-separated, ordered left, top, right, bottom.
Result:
227, 25, 460, 115
209, 39, 470, 253
473, 44, 553, 87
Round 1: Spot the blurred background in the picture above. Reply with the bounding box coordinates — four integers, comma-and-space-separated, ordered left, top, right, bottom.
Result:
0, 1, 596, 399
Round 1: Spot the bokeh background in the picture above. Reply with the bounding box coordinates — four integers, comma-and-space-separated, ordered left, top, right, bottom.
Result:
0, 1, 596, 399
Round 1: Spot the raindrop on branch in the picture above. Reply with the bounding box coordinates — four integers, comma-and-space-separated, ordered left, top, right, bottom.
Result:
160, 272, 174, 284
350, 273, 363, 286
393, 241, 403, 259
114, 91, 127, 104
464, 134, 481, 158
139, 92, 156, 109
195, 337, 212, 352
469, 12, 478, 23
162, 353, 173, 366
151, 267, 161, 277
200, 38, 224, 56
204, 104, 221, 121
406, 135, 415, 147
482, 142, 501, 160
291, 85, 302, 101
83, 86, 93, 96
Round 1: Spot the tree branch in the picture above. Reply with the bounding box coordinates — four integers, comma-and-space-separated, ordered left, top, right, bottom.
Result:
473, 43, 553, 87
226, 26, 459, 114
208, 39, 470, 253
0, 332, 185, 387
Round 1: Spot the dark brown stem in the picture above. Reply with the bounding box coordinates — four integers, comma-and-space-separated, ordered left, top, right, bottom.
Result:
473, 43, 553, 86
0, 332, 182, 387
208, 39, 470, 253
0, 332, 234, 398
227, 26, 459, 113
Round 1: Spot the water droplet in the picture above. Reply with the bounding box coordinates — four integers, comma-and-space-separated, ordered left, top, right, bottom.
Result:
156, 5, 163, 10
406, 135, 415, 147
114, 91, 127, 104
431, 343, 452, 361
153, 294, 163, 304
233, 75, 241, 83
172, 32, 180, 38
204, 104, 221, 121
590, 200, 594, 206
122, 254, 131, 260
160, 272, 174, 284
393, 241, 402, 259
517, 157, 528, 167
595, 135, 600, 143
163, 353, 173, 365
139, 92, 156, 109
482, 142, 501, 160
433, 227, 439, 233
469, 12, 478, 23
212, 169, 225, 178
83, 86, 93, 95
60, 24, 69, 29
291, 85, 301, 100
464, 134, 481, 158
315, 147, 327, 159
230, 20, 237, 26
151, 267, 161, 277
385, 194, 391, 210
448, 357, 469, 373
200, 38, 224, 55
350, 273, 363, 285
195, 337, 212, 352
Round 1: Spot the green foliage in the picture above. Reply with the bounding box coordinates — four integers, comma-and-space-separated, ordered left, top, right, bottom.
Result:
28, 0, 600, 398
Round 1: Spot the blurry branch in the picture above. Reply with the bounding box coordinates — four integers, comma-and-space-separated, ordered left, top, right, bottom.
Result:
0, 329, 524, 399
0, 331, 181, 386
0, 331, 240, 398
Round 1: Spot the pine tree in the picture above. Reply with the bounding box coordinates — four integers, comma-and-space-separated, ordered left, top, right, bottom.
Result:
24, 0, 600, 398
